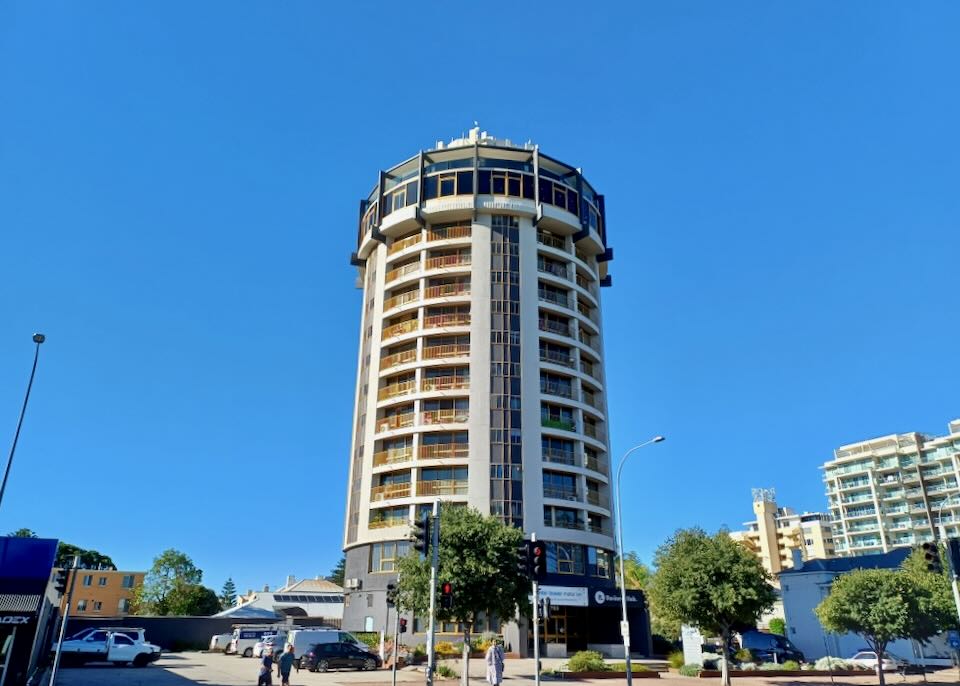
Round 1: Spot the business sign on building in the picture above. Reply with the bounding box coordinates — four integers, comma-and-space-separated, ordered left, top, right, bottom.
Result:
0, 537, 58, 618
588, 587, 644, 607
536, 586, 589, 607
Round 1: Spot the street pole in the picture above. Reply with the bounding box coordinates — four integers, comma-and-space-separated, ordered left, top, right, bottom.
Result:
49, 556, 80, 686
531, 533, 541, 686
0, 333, 45, 512
426, 500, 440, 686
392, 572, 401, 686
615, 436, 665, 686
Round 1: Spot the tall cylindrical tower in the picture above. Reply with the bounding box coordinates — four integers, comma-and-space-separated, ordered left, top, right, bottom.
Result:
342, 129, 638, 655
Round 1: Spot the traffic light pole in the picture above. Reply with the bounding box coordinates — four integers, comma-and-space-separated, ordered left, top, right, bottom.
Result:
531, 533, 541, 686
426, 500, 440, 686
50, 556, 80, 686
392, 572, 401, 686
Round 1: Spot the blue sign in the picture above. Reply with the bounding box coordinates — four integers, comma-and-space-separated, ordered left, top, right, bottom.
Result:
948, 630, 960, 649
0, 537, 57, 581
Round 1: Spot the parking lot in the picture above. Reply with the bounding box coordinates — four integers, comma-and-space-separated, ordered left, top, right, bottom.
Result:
51, 652, 960, 686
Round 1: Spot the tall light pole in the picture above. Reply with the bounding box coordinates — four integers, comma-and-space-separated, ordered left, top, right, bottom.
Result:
0, 333, 46, 512
615, 435, 664, 686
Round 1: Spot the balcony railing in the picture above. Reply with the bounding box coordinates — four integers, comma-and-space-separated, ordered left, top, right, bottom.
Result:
418, 479, 469, 496
541, 416, 576, 432
421, 376, 469, 392
539, 319, 571, 337
581, 389, 602, 409
543, 447, 576, 465
585, 454, 609, 474
422, 343, 470, 360
383, 290, 420, 311
575, 248, 590, 264
419, 443, 469, 460
421, 409, 469, 424
586, 491, 610, 509
424, 283, 470, 299
369, 516, 407, 530
538, 288, 570, 308
544, 486, 580, 501
382, 319, 419, 339
370, 483, 412, 501
538, 260, 569, 279
540, 379, 573, 398
579, 358, 599, 378
373, 447, 413, 466
425, 254, 471, 270
427, 225, 471, 242
388, 234, 422, 255
537, 231, 567, 251
549, 518, 585, 531
424, 313, 470, 329
378, 380, 416, 401
578, 330, 601, 351
540, 349, 575, 368
380, 349, 417, 369
575, 273, 596, 295
578, 304, 599, 324
583, 423, 605, 441
376, 413, 415, 432
588, 521, 612, 535
385, 262, 420, 283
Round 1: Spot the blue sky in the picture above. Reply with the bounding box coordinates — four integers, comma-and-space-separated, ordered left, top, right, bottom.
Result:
1, 2, 957, 595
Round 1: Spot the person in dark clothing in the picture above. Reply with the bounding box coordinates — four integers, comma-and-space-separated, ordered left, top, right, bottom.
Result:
257, 648, 274, 685
277, 645, 296, 686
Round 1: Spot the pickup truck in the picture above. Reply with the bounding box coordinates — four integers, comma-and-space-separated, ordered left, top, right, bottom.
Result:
58, 628, 162, 667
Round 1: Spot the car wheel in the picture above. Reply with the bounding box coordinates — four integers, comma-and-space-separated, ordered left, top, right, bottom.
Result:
317, 659, 329, 672
243, 647, 253, 658
133, 654, 149, 668
363, 658, 377, 671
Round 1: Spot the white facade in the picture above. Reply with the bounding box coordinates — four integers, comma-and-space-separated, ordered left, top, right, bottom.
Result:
221, 576, 344, 620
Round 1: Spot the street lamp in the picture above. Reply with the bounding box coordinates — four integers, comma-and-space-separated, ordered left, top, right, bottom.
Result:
0, 333, 46, 511
615, 435, 665, 686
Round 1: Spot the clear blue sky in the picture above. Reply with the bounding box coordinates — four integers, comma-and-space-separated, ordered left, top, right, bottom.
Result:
1, 2, 957, 595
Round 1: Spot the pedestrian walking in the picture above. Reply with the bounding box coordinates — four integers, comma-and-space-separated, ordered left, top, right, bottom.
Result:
485, 639, 505, 686
257, 648, 274, 686
277, 644, 296, 686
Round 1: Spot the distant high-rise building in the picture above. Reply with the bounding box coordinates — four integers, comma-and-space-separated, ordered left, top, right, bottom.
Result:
340, 128, 651, 656
823, 418, 960, 556
729, 488, 835, 582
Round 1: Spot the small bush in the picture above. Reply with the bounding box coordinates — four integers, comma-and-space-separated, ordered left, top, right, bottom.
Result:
355, 632, 381, 650
435, 664, 458, 678
781, 660, 800, 671
609, 662, 650, 672
768, 617, 786, 635
567, 650, 610, 672
733, 648, 754, 663
740, 663, 757, 671
434, 641, 459, 656
679, 664, 701, 677
814, 656, 852, 671
668, 651, 685, 669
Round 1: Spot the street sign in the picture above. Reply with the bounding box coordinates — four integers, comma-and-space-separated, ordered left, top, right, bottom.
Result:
620, 620, 630, 638
948, 630, 960, 649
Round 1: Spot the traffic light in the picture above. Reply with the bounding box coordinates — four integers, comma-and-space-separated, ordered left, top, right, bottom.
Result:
517, 541, 531, 579
386, 583, 397, 607
412, 514, 431, 556
440, 581, 453, 610
53, 569, 69, 595
399, 618, 408, 634
530, 542, 547, 582
539, 596, 552, 618
922, 541, 943, 573
947, 539, 960, 580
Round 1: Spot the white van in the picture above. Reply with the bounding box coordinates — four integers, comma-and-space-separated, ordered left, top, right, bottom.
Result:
284, 629, 366, 664
209, 633, 233, 652
229, 627, 280, 657
254, 632, 288, 658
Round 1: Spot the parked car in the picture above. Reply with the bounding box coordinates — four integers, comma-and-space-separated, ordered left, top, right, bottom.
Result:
283, 629, 368, 666
739, 631, 805, 663
56, 628, 161, 667
849, 650, 909, 672
299, 642, 382, 672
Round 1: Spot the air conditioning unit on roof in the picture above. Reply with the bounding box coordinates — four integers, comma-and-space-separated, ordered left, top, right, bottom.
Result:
344, 578, 361, 590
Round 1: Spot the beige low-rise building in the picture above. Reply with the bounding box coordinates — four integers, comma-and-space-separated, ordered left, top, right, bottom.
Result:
57, 569, 145, 616
730, 488, 835, 582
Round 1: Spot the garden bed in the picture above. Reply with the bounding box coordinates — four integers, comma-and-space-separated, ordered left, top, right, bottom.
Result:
551, 670, 660, 679
697, 669, 867, 678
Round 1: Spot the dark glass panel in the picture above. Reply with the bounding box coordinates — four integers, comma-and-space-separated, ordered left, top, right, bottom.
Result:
507, 175, 521, 197
440, 176, 456, 196
478, 170, 491, 194
522, 175, 535, 199
424, 176, 438, 199
457, 171, 474, 194
492, 173, 505, 195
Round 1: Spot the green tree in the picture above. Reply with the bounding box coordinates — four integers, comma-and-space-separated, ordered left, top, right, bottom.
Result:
768, 617, 786, 636
219, 577, 238, 610
616, 551, 651, 590
131, 549, 205, 615
647, 529, 776, 686
815, 569, 925, 686
7, 528, 38, 537
396, 507, 528, 684
899, 548, 957, 642
56, 543, 116, 570
328, 557, 346, 586
170, 584, 222, 616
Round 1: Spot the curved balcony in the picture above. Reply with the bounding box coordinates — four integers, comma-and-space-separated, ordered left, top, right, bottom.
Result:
539, 317, 572, 339
380, 349, 417, 370
583, 423, 606, 443
422, 343, 470, 360
543, 486, 580, 502
370, 483, 412, 502
424, 313, 470, 329
537, 230, 568, 252
388, 233, 422, 256
373, 447, 413, 466
538, 288, 571, 309
419, 443, 469, 460
369, 516, 408, 530
417, 479, 469, 497
378, 379, 416, 401
540, 379, 574, 400
376, 413, 415, 433
382, 319, 419, 340
421, 409, 469, 425
385, 261, 421, 284
425, 254, 471, 271
542, 446, 576, 466
423, 283, 470, 300
540, 348, 576, 369
383, 290, 420, 312
427, 225, 471, 243
586, 491, 611, 509
584, 453, 609, 475
420, 376, 469, 392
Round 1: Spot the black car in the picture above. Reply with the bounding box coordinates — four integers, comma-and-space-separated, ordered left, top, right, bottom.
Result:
300, 642, 382, 672
740, 630, 805, 663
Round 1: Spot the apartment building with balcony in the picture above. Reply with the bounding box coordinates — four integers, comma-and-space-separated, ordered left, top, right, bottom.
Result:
729, 488, 835, 583
823, 418, 960, 556
56, 569, 144, 616
342, 128, 649, 657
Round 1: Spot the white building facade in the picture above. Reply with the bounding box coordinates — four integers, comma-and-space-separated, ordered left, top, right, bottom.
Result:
342, 129, 649, 656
